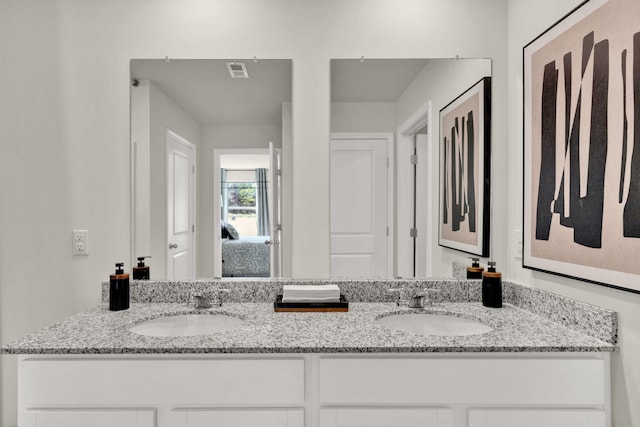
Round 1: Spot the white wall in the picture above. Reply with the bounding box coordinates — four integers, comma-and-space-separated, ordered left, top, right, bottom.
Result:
198, 123, 282, 278
131, 79, 151, 270
282, 102, 293, 278
148, 81, 201, 277
507, 1, 640, 425
0, 0, 508, 425
331, 102, 397, 133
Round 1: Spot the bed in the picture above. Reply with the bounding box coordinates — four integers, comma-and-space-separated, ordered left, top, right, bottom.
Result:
221, 235, 271, 277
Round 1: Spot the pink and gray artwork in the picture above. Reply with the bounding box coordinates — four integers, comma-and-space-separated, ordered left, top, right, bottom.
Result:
524, 0, 640, 291
439, 77, 491, 257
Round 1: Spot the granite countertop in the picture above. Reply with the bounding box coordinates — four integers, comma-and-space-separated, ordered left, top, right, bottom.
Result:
1, 301, 616, 354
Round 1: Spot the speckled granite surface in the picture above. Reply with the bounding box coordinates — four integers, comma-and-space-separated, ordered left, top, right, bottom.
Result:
0, 302, 615, 354
452, 261, 468, 279
1, 275, 617, 355
102, 278, 466, 305
99, 278, 617, 345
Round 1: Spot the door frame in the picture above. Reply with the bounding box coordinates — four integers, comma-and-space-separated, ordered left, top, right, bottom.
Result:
213, 148, 274, 278
397, 101, 432, 278
166, 129, 197, 279
329, 132, 394, 278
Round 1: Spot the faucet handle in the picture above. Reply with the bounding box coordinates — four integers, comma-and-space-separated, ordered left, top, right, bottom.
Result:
388, 288, 408, 306
423, 288, 441, 306
211, 288, 231, 307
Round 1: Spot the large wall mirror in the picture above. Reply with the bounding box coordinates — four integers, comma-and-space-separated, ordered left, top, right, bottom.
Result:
330, 58, 492, 279
130, 59, 292, 280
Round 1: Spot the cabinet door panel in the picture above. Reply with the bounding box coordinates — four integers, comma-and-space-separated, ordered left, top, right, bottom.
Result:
320, 408, 453, 427
183, 409, 303, 427
319, 356, 606, 405
468, 409, 606, 427
20, 409, 155, 427
21, 358, 305, 406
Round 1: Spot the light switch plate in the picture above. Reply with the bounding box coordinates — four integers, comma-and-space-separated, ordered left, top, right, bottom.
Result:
72, 230, 89, 256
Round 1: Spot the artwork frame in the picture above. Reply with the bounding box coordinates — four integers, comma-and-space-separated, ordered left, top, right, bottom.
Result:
523, 0, 640, 293
438, 77, 491, 257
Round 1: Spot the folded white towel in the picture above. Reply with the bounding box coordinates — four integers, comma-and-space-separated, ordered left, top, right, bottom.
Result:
281, 296, 341, 303
282, 284, 340, 303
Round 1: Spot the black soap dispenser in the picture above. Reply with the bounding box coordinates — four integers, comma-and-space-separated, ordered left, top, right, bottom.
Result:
482, 261, 502, 308
466, 257, 484, 279
132, 256, 151, 280
109, 263, 130, 311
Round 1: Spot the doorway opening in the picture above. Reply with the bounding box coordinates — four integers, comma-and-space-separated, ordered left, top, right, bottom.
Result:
397, 101, 432, 278
213, 146, 282, 278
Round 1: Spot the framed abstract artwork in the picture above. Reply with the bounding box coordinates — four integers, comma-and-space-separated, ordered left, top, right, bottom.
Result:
523, 0, 640, 292
439, 77, 491, 257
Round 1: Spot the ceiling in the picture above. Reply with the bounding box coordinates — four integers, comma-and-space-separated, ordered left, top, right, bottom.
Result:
131, 59, 292, 126
331, 59, 429, 102
130, 58, 432, 126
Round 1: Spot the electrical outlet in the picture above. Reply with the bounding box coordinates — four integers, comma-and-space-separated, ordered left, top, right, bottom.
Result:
72, 230, 89, 256
514, 229, 522, 260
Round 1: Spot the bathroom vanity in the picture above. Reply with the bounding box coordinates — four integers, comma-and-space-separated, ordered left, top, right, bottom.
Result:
3, 279, 617, 427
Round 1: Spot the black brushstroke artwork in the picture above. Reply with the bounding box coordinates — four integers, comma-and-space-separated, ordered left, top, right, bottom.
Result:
442, 113, 477, 233
443, 136, 448, 224
535, 31, 640, 248
623, 32, 640, 237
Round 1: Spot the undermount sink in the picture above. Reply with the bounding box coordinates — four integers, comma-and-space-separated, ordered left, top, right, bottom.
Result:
377, 312, 493, 336
129, 314, 244, 337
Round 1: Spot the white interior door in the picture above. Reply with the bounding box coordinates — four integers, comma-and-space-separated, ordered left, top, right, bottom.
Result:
330, 134, 391, 278
166, 130, 196, 279
269, 142, 283, 277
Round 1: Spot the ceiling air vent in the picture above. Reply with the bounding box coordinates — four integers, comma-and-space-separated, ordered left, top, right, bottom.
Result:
226, 62, 249, 79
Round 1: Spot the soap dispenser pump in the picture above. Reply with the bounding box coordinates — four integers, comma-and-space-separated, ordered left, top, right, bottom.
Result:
466, 257, 484, 279
482, 261, 502, 308
132, 256, 151, 280
109, 263, 130, 311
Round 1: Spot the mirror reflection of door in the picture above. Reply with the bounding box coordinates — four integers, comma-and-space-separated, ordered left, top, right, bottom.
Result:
130, 59, 291, 278
214, 149, 282, 278
330, 133, 392, 278
330, 58, 492, 279
166, 129, 196, 279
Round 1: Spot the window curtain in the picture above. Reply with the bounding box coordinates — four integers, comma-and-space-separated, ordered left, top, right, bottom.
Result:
221, 168, 228, 222
256, 168, 270, 236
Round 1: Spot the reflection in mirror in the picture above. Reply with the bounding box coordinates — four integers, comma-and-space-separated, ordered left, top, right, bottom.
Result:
330, 58, 492, 279
130, 59, 292, 280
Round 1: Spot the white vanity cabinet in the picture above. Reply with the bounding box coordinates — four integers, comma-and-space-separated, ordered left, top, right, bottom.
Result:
18, 356, 306, 427
468, 409, 606, 427
320, 408, 453, 427
19, 410, 155, 427
318, 354, 610, 427
17, 353, 610, 427
172, 409, 305, 427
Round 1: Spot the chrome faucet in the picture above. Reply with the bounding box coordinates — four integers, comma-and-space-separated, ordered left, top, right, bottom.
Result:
388, 287, 441, 309
186, 288, 230, 308
193, 294, 212, 309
